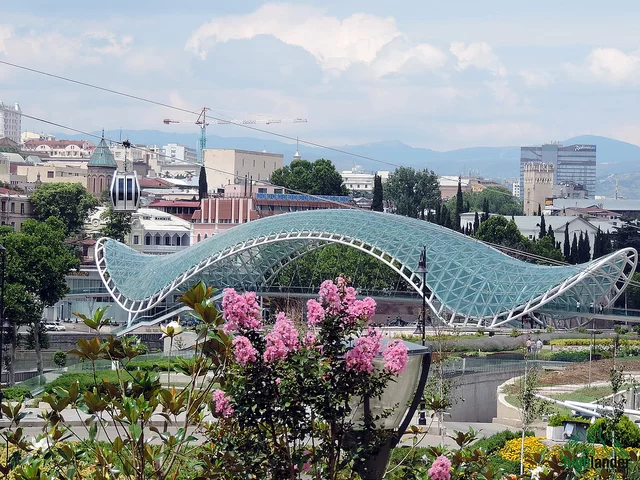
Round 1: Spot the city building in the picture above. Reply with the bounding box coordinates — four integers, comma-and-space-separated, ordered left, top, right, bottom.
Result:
22, 139, 94, 159
192, 192, 352, 242
520, 143, 596, 199
0, 187, 34, 230
161, 143, 198, 164
341, 166, 375, 194
148, 199, 200, 221
512, 181, 520, 198
110, 142, 146, 167
523, 163, 554, 216
552, 198, 640, 218
0, 101, 21, 144
86, 137, 118, 195
438, 176, 473, 199
20, 131, 56, 143
202, 149, 284, 189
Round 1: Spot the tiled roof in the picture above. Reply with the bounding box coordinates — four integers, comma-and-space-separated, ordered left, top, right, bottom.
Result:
87, 138, 117, 168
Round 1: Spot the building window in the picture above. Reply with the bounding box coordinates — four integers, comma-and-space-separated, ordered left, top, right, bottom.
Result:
10, 222, 14, 229
155, 235, 161, 245
1, 202, 5, 212
133, 235, 139, 245
274, 188, 283, 194
47, 171, 54, 178
145, 235, 151, 245
20, 203, 24, 214
258, 188, 267, 193
10, 203, 14, 213
165, 236, 171, 246
253, 159, 255, 168
197, 234, 201, 242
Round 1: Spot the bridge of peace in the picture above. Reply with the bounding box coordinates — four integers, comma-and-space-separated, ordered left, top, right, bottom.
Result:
95, 209, 639, 333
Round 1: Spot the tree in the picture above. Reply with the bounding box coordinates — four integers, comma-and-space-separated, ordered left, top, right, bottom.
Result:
448, 186, 523, 219
454, 177, 464, 230
270, 158, 348, 196
0, 218, 79, 381
547, 224, 554, 240
537, 204, 542, 216
583, 232, 592, 262
371, 174, 383, 211
198, 165, 208, 200
531, 235, 564, 262
611, 222, 640, 253
627, 272, 640, 310
473, 211, 480, 235
563, 224, 571, 262
481, 198, 490, 222
30, 183, 98, 236
570, 232, 579, 264
384, 167, 440, 219
100, 207, 132, 243
538, 213, 546, 240
476, 216, 529, 252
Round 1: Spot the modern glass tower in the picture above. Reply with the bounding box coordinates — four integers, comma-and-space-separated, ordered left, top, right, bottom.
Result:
520, 143, 596, 200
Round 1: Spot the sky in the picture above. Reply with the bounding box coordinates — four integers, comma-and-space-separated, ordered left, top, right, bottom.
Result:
1, 1, 640, 150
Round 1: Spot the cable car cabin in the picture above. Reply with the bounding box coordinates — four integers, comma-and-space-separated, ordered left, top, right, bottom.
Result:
110, 171, 140, 212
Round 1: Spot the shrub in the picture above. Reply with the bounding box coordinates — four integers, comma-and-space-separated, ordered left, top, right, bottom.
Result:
1, 386, 32, 400
551, 338, 640, 346
53, 350, 67, 368
549, 351, 595, 362
499, 436, 547, 473
476, 328, 485, 336
510, 328, 521, 338
548, 414, 591, 427
473, 429, 534, 454
43, 371, 120, 395
586, 416, 640, 448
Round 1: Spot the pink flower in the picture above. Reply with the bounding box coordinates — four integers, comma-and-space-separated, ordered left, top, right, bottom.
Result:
345, 297, 377, 325
264, 312, 300, 363
306, 299, 325, 326
232, 335, 258, 366
222, 289, 263, 333
302, 461, 311, 472
275, 377, 281, 385
304, 331, 317, 348
212, 389, 234, 418
318, 279, 341, 313
344, 328, 382, 374
428, 455, 451, 480
382, 340, 408, 375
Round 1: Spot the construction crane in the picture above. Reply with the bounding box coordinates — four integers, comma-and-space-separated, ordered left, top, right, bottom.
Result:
162, 107, 308, 160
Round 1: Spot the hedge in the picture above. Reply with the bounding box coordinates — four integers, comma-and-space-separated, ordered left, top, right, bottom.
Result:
2, 386, 32, 400
43, 371, 122, 395
472, 429, 534, 455
550, 338, 640, 346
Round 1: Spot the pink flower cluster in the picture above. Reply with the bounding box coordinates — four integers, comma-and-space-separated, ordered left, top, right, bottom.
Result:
344, 328, 382, 373
232, 335, 258, 366
428, 455, 451, 480
308, 276, 377, 327
264, 312, 300, 362
222, 289, 263, 333
382, 340, 408, 375
306, 299, 325, 326
212, 389, 234, 418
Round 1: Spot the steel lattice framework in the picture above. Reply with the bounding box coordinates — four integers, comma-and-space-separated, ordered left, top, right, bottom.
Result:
95, 209, 638, 327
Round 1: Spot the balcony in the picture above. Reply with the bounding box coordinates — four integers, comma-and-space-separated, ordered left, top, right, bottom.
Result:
137, 244, 190, 254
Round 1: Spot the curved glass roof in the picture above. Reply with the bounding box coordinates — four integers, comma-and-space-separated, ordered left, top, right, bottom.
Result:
96, 209, 637, 322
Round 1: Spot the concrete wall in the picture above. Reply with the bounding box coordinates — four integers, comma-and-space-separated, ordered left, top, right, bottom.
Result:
448, 369, 524, 423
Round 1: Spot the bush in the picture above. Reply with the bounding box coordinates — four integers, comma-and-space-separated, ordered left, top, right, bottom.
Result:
124, 357, 187, 372
1, 386, 32, 400
551, 338, 640, 346
53, 350, 67, 368
476, 328, 485, 336
472, 429, 534, 455
510, 328, 521, 338
548, 414, 591, 427
586, 416, 640, 448
549, 351, 598, 362
43, 371, 121, 395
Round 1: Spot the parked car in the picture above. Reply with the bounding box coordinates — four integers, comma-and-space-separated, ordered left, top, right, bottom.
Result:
44, 322, 66, 331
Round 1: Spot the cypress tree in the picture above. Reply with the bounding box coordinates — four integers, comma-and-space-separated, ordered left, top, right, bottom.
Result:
440, 204, 450, 228
454, 177, 463, 230
570, 232, 578, 264
198, 165, 208, 200
482, 198, 490, 221
563, 224, 571, 261
593, 227, 602, 259
371, 174, 383, 211
434, 201, 442, 226
473, 212, 480, 234
584, 232, 591, 262
577, 232, 585, 263
539, 213, 546, 239
537, 204, 542, 216
547, 224, 554, 240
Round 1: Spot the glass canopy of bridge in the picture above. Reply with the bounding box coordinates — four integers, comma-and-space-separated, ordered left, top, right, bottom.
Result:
95, 209, 638, 328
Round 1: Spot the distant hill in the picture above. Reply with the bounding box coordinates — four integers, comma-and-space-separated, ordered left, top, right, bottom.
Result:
51, 130, 640, 197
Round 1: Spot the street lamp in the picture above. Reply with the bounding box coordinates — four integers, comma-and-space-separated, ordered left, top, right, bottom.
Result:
415, 246, 428, 346
0, 243, 5, 416
353, 339, 431, 480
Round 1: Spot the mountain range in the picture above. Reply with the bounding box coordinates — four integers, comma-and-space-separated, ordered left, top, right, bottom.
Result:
52, 131, 640, 198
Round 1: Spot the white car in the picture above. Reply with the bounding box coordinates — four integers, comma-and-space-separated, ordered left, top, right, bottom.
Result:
44, 323, 66, 332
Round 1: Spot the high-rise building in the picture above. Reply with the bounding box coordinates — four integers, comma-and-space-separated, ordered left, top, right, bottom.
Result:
161, 143, 198, 164
520, 143, 596, 199
0, 102, 22, 144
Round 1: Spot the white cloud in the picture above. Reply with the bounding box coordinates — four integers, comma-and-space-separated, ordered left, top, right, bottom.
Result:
449, 41, 506, 76
520, 70, 554, 88
587, 47, 640, 83
186, 4, 445, 77
0, 25, 11, 54
83, 31, 133, 56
